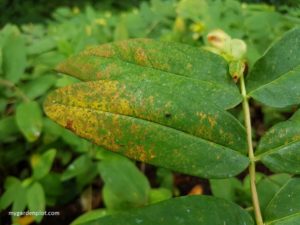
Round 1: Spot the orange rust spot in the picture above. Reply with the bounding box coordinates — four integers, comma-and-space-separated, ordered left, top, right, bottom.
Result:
127, 145, 156, 162
207, 116, 217, 128
65, 119, 74, 131
134, 48, 148, 65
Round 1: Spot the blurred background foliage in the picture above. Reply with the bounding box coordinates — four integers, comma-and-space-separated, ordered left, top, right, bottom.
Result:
0, 0, 299, 224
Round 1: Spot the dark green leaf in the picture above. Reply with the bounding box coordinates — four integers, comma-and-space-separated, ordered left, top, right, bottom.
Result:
98, 155, 150, 210
255, 109, 300, 174
16, 101, 43, 142
246, 28, 300, 107
257, 174, 291, 213
264, 177, 300, 225
82, 195, 254, 225
0, 177, 21, 210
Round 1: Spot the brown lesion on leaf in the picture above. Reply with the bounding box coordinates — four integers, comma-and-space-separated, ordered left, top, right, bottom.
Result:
83, 44, 116, 58
126, 145, 156, 162
134, 47, 148, 66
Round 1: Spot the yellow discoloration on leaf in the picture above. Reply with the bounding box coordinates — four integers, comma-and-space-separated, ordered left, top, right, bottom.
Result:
126, 145, 156, 162
134, 47, 148, 66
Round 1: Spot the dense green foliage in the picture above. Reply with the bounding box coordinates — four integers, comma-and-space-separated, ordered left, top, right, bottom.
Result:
1, 0, 300, 224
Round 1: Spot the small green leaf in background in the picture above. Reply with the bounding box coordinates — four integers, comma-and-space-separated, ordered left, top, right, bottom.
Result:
16, 101, 43, 142
210, 177, 242, 202
31, 149, 57, 180
61, 154, 96, 181
27, 182, 46, 223
21, 74, 57, 100
82, 195, 254, 225
98, 155, 150, 211
0, 177, 21, 210
0, 116, 19, 141
246, 27, 300, 108
2, 27, 27, 83
264, 177, 300, 225
149, 188, 172, 204
256, 109, 300, 174
71, 209, 109, 225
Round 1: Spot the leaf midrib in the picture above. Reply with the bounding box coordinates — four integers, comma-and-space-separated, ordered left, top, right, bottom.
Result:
50, 102, 245, 155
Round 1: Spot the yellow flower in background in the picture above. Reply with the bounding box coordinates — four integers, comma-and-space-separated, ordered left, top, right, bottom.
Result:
190, 21, 205, 40
85, 25, 92, 36
174, 17, 186, 33
95, 18, 107, 26
190, 21, 205, 34
72, 6, 80, 15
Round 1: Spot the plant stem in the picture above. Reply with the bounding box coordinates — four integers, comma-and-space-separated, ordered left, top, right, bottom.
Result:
240, 75, 264, 225
0, 78, 30, 102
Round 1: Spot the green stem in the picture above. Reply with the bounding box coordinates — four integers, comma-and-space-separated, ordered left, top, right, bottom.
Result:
0, 78, 30, 102
240, 75, 264, 225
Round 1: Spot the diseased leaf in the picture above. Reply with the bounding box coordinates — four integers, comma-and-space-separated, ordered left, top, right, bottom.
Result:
264, 177, 300, 225
44, 80, 248, 178
80, 195, 254, 225
55, 39, 242, 109
246, 28, 300, 108
16, 101, 43, 142
45, 39, 249, 179
255, 109, 300, 174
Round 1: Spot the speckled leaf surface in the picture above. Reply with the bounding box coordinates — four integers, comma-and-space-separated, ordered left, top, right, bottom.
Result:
264, 177, 300, 225
80, 195, 254, 225
55, 39, 242, 109
246, 28, 300, 108
255, 109, 300, 174
44, 78, 248, 178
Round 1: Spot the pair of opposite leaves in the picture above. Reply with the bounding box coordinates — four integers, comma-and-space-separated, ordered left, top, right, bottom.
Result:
44, 28, 300, 179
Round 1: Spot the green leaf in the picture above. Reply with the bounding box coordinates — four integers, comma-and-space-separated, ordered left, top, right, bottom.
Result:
81, 195, 254, 225
55, 39, 241, 109
264, 177, 300, 225
21, 74, 57, 100
246, 28, 300, 107
257, 174, 291, 213
98, 155, 150, 210
31, 149, 57, 180
16, 101, 43, 142
61, 155, 95, 181
0, 177, 21, 210
2, 30, 26, 83
255, 109, 300, 174
71, 209, 109, 225
210, 177, 242, 202
149, 188, 172, 204
0, 116, 19, 141
27, 182, 46, 222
